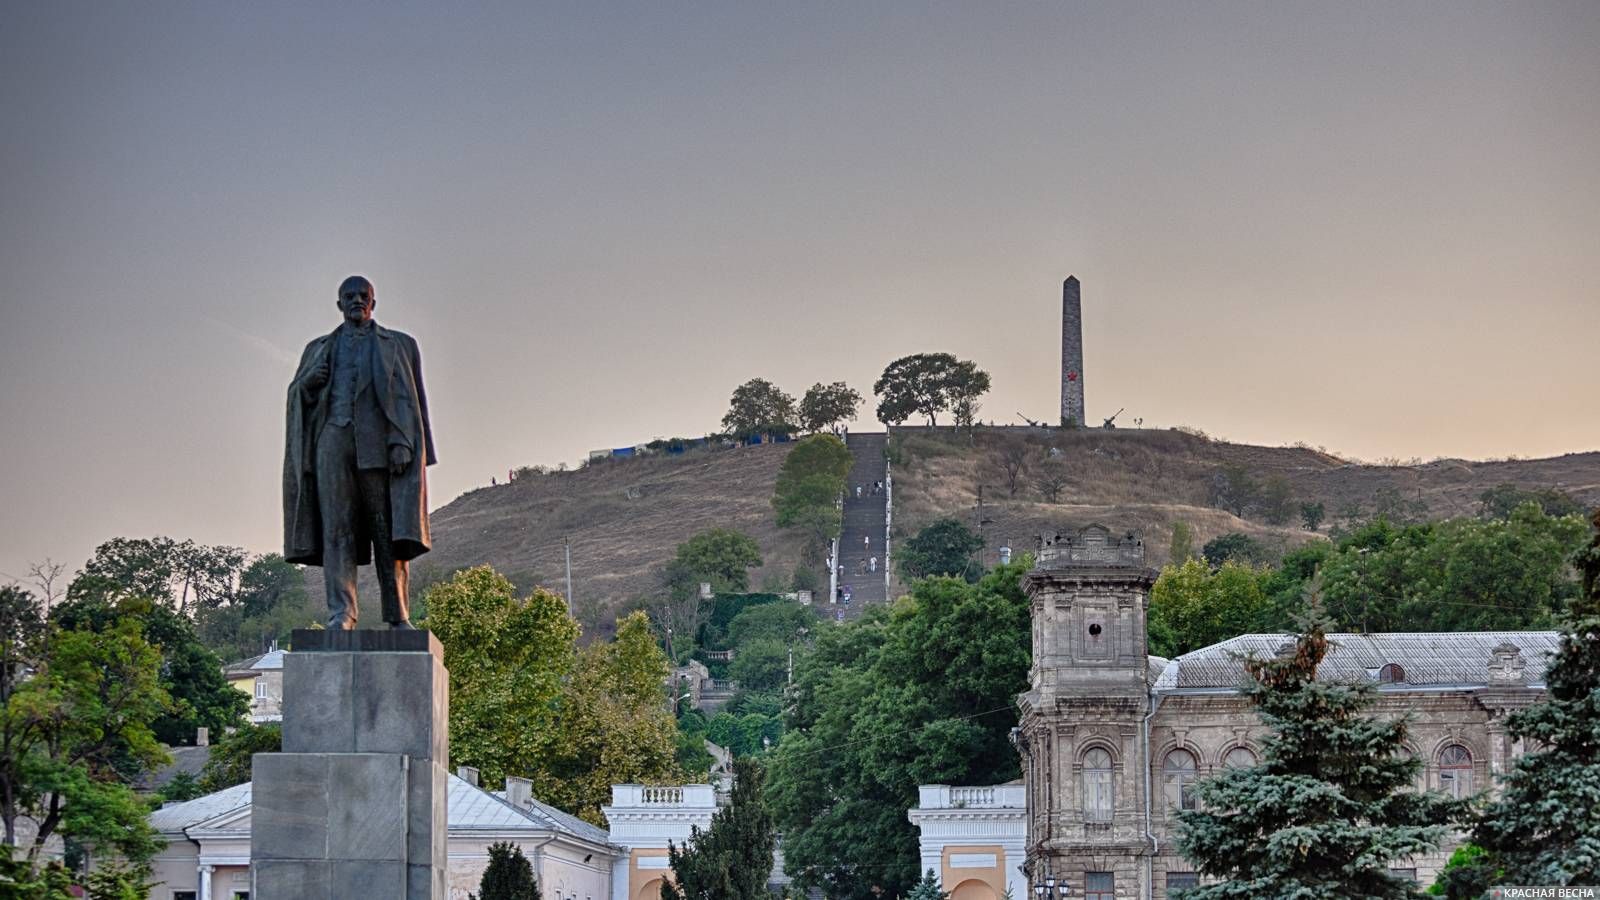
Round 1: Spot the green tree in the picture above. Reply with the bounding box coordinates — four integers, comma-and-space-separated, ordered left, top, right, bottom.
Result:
1174, 600, 1466, 898
727, 601, 815, 648
1147, 560, 1271, 657
772, 434, 853, 560
728, 638, 789, 694
897, 519, 984, 583
872, 353, 991, 426
1032, 458, 1070, 502
1300, 501, 1326, 532
1318, 505, 1584, 633
1200, 532, 1268, 568
83, 861, 157, 900
80, 536, 247, 614
1258, 475, 1295, 525
798, 382, 862, 434
722, 378, 797, 440
768, 562, 1031, 898
0, 587, 169, 871
0, 858, 75, 900
197, 722, 281, 793
53, 587, 247, 747
1168, 521, 1195, 563
906, 870, 949, 900
1209, 464, 1259, 517
542, 611, 686, 823
470, 841, 541, 900
1477, 483, 1583, 520
666, 529, 764, 597
423, 567, 579, 790
1460, 509, 1600, 890
663, 758, 777, 900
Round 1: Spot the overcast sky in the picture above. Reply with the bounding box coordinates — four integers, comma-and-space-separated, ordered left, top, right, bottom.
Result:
2, 2, 1597, 580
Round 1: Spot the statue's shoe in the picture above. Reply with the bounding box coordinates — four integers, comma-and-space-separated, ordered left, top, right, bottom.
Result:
390, 620, 417, 630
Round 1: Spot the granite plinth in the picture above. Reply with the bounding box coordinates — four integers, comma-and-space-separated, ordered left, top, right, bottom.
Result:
253, 637, 449, 900
291, 627, 442, 654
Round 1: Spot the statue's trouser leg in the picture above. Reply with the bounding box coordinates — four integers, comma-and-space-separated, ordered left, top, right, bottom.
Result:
356, 466, 409, 624
315, 422, 360, 629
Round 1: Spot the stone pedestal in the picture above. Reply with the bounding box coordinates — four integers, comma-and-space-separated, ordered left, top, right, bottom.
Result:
252, 629, 449, 900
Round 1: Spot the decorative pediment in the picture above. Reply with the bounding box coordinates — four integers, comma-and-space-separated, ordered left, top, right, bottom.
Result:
1487, 642, 1526, 683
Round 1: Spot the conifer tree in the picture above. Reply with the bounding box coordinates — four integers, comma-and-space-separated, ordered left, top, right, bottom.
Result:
905, 870, 948, 900
470, 841, 540, 900
662, 758, 777, 900
1462, 509, 1600, 889
1174, 586, 1467, 897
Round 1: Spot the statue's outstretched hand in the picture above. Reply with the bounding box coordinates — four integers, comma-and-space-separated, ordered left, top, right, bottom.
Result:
389, 445, 413, 475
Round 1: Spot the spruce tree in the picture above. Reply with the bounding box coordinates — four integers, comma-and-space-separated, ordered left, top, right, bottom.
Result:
662, 757, 777, 900
1464, 509, 1600, 888
905, 870, 948, 899
1174, 592, 1467, 897
470, 841, 540, 900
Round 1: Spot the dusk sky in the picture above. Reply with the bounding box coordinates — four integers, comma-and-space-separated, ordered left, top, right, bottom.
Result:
2, 2, 1597, 580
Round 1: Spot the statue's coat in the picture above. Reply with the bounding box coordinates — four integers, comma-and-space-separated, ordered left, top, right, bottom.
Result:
283, 323, 437, 566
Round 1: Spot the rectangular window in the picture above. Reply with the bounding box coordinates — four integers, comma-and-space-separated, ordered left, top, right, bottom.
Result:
255, 681, 267, 699
1389, 869, 1417, 883
1083, 770, 1114, 823
172, 893, 197, 900
1085, 871, 1114, 900
1167, 872, 1198, 896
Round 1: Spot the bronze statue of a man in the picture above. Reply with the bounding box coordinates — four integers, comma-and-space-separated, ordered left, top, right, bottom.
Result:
283, 275, 437, 629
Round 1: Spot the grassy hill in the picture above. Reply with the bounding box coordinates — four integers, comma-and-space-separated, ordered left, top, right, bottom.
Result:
408, 428, 1600, 636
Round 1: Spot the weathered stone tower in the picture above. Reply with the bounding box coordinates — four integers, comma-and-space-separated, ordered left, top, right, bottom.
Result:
1015, 525, 1157, 895
1060, 277, 1085, 427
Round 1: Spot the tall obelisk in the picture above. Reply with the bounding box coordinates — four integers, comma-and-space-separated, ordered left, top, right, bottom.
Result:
1060, 276, 1085, 427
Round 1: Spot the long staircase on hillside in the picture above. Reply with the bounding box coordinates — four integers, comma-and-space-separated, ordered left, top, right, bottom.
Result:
831, 432, 889, 620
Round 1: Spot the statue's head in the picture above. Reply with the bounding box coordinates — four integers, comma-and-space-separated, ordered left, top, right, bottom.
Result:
337, 275, 375, 325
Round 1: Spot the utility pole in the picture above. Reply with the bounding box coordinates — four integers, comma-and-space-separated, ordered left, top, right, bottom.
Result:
563, 536, 573, 614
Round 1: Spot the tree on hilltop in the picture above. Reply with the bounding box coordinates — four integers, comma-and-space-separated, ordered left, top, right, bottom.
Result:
799, 382, 862, 434
1174, 589, 1467, 897
873, 353, 990, 427
722, 378, 797, 441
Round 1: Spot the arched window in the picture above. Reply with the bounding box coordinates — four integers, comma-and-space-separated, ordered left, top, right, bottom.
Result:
1378, 663, 1406, 683
1082, 747, 1114, 823
1439, 744, 1473, 798
1163, 749, 1199, 810
1222, 746, 1258, 769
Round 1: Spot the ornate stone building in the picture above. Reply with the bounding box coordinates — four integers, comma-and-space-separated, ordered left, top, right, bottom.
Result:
1008, 525, 1555, 898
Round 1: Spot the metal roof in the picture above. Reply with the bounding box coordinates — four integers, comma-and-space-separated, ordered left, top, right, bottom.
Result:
490, 790, 612, 845
150, 774, 611, 845
1152, 631, 1560, 692
150, 782, 252, 832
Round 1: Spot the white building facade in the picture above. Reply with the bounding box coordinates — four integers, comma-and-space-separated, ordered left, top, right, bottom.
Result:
906, 784, 1027, 899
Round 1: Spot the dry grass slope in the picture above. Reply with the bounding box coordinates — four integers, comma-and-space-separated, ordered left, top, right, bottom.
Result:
890, 427, 1600, 578
331, 429, 1598, 636
418, 443, 812, 638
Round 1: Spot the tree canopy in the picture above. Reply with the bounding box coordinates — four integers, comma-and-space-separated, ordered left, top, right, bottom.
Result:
722, 378, 798, 440
663, 758, 777, 900
896, 519, 984, 583
424, 570, 685, 823
772, 434, 853, 560
470, 841, 541, 900
666, 528, 764, 597
798, 382, 862, 434
768, 561, 1031, 898
872, 353, 991, 426
0, 587, 168, 875
53, 584, 248, 747
1460, 510, 1600, 889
